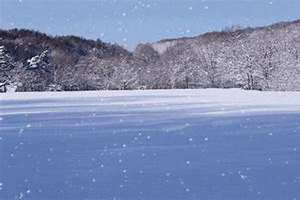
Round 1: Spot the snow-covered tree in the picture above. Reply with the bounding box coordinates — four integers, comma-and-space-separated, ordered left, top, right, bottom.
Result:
192, 42, 224, 88
27, 50, 50, 70
108, 59, 138, 90
254, 37, 281, 90
0, 46, 15, 92
0, 46, 13, 70
268, 39, 300, 91
226, 39, 264, 90
18, 50, 54, 91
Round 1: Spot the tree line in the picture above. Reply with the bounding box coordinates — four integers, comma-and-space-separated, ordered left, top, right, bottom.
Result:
0, 19, 300, 92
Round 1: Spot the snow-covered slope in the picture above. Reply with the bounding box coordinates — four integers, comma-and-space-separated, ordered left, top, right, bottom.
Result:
0, 89, 300, 200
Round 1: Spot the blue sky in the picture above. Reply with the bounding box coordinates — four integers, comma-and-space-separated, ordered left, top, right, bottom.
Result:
0, 0, 299, 49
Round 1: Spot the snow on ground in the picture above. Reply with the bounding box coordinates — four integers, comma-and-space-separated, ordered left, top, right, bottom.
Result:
0, 89, 300, 200
1, 88, 300, 116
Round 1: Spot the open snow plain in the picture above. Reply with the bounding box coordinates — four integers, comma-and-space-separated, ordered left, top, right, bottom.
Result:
1, 89, 300, 200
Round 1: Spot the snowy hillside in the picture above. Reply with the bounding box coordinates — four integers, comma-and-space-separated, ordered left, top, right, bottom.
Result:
0, 89, 300, 200
1, 19, 300, 92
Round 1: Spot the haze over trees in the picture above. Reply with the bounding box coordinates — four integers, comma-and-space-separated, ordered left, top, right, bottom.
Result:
0, 19, 299, 92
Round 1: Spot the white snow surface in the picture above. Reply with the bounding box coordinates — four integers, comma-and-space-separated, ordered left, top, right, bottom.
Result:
1, 89, 300, 200
1, 89, 300, 116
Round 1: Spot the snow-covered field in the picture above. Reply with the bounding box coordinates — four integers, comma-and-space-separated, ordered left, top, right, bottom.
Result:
0, 89, 300, 200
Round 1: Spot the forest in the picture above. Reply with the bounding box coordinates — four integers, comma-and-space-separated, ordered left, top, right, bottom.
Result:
0, 19, 300, 92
